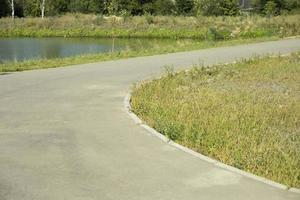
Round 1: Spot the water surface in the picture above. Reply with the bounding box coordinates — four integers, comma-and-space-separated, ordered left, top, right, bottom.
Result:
0, 37, 185, 63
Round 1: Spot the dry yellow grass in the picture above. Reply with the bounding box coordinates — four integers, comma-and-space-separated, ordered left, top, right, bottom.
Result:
1, 14, 300, 39
131, 54, 300, 188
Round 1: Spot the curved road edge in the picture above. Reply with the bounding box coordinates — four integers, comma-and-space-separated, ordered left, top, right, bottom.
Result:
123, 81, 300, 194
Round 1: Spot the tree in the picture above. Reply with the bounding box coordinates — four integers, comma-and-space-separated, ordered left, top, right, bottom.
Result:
24, 0, 41, 16
0, 0, 9, 17
115, 0, 154, 16
176, 0, 194, 15
264, 0, 277, 15
125, 0, 151, 15
251, 0, 300, 15
220, 0, 240, 16
153, 0, 176, 15
69, 0, 104, 14
194, 0, 222, 16
106, 0, 119, 15
41, 0, 45, 18
8, 0, 14, 18
46, 0, 70, 16
2, 0, 299, 17
194, 0, 240, 16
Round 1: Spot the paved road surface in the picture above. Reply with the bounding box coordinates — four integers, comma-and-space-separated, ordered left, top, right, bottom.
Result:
1, 39, 300, 200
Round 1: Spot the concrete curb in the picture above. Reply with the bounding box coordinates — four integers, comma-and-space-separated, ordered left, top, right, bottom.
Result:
124, 93, 300, 194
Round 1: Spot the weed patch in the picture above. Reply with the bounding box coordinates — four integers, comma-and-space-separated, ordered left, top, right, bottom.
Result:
131, 53, 300, 188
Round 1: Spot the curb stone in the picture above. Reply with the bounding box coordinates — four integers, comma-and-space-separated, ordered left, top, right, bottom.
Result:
124, 93, 300, 194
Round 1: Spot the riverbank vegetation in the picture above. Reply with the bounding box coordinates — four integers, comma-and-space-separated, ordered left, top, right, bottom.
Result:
1, 14, 300, 39
1, 0, 300, 39
0, 37, 278, 73
131, 53, 300, 188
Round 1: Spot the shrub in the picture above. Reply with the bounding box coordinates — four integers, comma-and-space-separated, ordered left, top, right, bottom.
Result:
193, 0, 222, 16
153, 0, 176, 15
175, 0, 194, 15
264, 1, 278, 16
221, 0, 240, 16
194, 0, 240, 16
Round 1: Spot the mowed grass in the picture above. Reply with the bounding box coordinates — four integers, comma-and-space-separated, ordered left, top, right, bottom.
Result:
131, 54, 300, 188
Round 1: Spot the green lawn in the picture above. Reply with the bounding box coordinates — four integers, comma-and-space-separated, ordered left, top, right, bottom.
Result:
131, 53, 300, 188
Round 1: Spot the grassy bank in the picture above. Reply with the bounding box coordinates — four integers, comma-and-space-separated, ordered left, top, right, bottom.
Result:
131, 54, 300, 188
1, 14, 300, 73
1, 14, 300, 39
0, 37, 279, 73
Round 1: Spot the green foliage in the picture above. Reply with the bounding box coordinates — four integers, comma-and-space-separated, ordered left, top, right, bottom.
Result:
69, 0, 104, 14
124, 0, 144, 15
221, 0, 240, 16
1, 0, 300, 17
153, 0, 176, 15
193, 0, 222, 16
194, 0, 240, 16
175, 0, 194, 15
46, 0, 70, 16
106, 0, 119, 15
24, 0, 41, 17
131, 53, 300, 188
0, 0, 9, 17
252, 0, 300, 15
264, 1, 277, 16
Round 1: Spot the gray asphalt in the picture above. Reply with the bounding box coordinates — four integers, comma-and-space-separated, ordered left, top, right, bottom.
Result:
1, 39, 300, 200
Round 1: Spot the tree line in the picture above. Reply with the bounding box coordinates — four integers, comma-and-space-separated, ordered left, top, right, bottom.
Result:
1, 0, 299, 18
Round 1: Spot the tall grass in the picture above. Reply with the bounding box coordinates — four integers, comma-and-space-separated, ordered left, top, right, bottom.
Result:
1, 14, 300, 39
131, 54, 300, 188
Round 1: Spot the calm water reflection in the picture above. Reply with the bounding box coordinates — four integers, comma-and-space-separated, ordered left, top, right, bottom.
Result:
0, 37, 183, 63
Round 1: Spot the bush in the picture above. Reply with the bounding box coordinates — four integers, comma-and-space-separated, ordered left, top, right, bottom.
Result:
175, 0, 194, 15
221, 0, 240, 16
252, 0, 300, 15
194, 0, 222, 16
264, 1, 278, 16
194, 0, 240, 16
153, 0, 176, 15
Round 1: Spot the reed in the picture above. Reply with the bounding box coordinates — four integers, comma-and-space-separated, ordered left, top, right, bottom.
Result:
1, 14, 300, 39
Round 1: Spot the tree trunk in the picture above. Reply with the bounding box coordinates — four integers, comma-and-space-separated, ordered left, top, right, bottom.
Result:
41, 0, 45, 19
8, 0, 14, 19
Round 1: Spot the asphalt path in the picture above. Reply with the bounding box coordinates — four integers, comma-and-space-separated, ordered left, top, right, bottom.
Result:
1, 39, 300, 200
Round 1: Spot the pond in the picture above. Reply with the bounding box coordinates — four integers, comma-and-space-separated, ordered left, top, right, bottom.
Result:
0, 37, 185, 63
